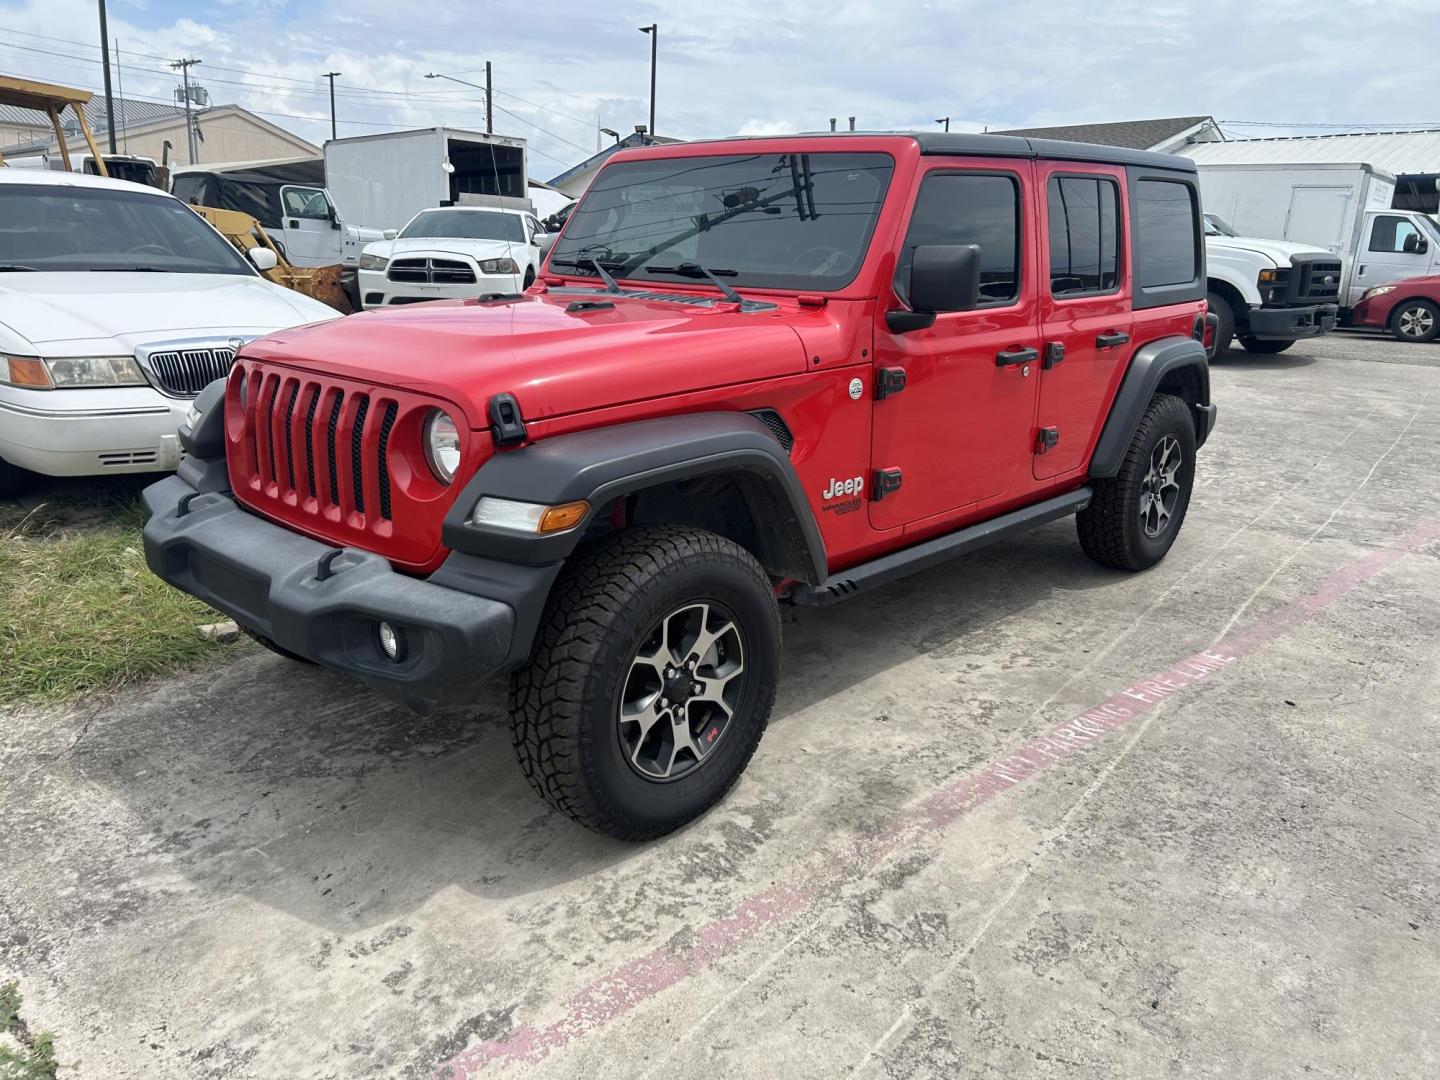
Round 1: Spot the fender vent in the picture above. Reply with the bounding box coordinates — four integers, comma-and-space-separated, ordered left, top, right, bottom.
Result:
748, 408, 794, 453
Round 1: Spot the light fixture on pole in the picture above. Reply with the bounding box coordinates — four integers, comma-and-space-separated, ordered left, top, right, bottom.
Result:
638, 24, 657, 139
936, 116, 950, 132
425, 70, 492, 134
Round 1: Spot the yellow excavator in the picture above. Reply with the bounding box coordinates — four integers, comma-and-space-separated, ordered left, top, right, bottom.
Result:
0, 73, 352, 313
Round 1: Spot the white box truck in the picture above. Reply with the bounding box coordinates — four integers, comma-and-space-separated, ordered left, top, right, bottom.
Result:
323, 128, 531, 233
1200, 163, 1440, 310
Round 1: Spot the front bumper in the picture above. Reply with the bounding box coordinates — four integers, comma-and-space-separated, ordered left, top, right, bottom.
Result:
142, 473, 517, 709
1244, 302, 1339, 341
1349, 297, 1386, 328
357, 268, 524, 309
0, 385, 187, 476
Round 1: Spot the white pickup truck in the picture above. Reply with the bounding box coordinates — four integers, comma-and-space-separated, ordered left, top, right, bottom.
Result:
1203, 213, 1341, 355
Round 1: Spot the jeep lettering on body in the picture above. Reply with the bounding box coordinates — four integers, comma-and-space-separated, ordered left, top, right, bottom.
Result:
144, 133, 1218, 840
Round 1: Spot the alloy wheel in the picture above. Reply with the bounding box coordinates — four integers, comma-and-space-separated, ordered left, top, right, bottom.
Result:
618, 602, 747, 782
1139, 434, 1183, 539
1397, 305, 1435, 340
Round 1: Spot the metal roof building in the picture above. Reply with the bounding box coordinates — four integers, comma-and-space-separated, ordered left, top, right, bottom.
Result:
1180, 130, 1440, 175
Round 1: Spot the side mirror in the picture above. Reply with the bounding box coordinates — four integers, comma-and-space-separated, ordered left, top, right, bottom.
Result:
1403, 233, 1427, 254
383, 228, 399, 240
887, 244, 982, 332
248, 246, 279, 272
546, 220, 562, 233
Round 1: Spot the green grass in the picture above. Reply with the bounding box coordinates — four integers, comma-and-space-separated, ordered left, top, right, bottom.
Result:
0, 981, 57, 1080
1, 484, 234, 704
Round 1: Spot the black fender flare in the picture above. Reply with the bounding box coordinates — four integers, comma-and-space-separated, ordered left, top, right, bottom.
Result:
440, 411, 828, 582
1089, 335, 1213, 479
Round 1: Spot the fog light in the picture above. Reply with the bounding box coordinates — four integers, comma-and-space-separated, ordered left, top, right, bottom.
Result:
378, 621, 404, 661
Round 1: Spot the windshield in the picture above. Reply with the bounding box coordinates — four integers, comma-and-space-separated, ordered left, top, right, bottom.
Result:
1417, 214, 1440, 245
0, 183, 254, 274
400, 209, 524, 242
1203, 213, 1237, 237
550, 151, 895, 291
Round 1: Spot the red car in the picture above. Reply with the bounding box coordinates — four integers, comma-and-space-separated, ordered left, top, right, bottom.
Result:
1352, 276, 1440, 343
144, 133, 1217, 839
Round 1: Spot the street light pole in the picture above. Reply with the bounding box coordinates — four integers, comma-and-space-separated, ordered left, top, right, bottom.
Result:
97, 0, 116, 152
426, 70, 491, 134
639, 24, 657, 139
323, 72, 341, 140
935, 116, 950, 132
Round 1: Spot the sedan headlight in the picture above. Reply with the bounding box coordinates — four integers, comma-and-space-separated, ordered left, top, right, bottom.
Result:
1361, 285, 1397, 301
478, 258, 519, 275
423, 409, 462, 484
0, 353, 146, 389
359, 252, 389, 271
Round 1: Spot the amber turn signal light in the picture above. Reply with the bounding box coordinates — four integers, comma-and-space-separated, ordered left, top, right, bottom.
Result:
537, 501, 589, 534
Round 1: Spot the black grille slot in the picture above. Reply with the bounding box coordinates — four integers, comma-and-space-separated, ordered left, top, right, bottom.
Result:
430, 258, 477, 284
326, 392, 343, 505
261, 377, 279, 483
141, 346, 238, 397
351, 395, 370, 515
282, 383, 299, 490
388, 258, 429, 283
303, 387, 319, 498
748, 408, 794, 453
377, 402, 398, 520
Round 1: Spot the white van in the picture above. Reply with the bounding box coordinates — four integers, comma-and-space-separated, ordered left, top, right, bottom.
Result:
0, 168, 339, 495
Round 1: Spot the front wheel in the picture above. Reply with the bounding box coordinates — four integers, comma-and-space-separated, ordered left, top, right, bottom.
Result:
1238, 336, 1295, 355
510, 525, 780, 840
1206, 291, 1234, 357
1078, 393, 1197, 572
0, 455, 31, 499
1391, 299, 1439, 343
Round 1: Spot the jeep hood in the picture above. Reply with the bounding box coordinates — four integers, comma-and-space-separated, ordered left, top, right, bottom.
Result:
243, 289, 811, 425
1207, 234, 1335, 265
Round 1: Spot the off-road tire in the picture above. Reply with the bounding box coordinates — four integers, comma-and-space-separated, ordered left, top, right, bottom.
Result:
1206, 291, 1234, 357
0, 455, 29, 499
241, 625, 316, 664
1390, 298, 1440, 343
1238, 336, 1295, 354
1077, 393, 1196, 572
511, 525, 780, 840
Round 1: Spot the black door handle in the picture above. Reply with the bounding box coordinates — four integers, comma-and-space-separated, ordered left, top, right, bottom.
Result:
1095, 331, 1130, 348
287, 219, 299, 229
995, 346, 1039, 367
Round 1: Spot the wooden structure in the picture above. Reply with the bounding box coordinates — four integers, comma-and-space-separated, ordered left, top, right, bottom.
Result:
0, 74, 108, 175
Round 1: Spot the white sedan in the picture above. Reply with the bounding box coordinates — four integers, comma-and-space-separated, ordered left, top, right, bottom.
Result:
357, 207, 545, 309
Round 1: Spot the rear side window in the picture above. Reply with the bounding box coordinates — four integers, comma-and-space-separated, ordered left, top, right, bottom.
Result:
898, 172, 1020, 305
1047, 175, 1121, 296
1134, 179, 1199, 289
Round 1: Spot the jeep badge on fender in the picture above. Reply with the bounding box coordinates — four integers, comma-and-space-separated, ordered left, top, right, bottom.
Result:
142, 132, 1216, 841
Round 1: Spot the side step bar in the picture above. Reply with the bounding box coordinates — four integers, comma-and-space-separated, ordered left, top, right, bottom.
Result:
790, 487, 1092, 607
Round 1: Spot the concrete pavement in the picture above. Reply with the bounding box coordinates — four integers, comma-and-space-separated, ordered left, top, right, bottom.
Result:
2, 331, 1437, 1078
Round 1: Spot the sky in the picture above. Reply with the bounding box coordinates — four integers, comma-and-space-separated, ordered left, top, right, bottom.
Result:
3, 0, 1440, 182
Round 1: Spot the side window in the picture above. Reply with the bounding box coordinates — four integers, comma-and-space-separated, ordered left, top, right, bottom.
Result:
1369, 215, 1421, 253
898, 172, 1020, 305
1134, 179, 1198, 289
1047, 175, 1121, 296
283, 186, 330, 220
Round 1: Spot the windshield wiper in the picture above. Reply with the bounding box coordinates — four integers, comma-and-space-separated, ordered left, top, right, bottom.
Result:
0, 264, 39, 272
91, 266, 172, 273
643, 262, 744, 304
548, 256, 623, 293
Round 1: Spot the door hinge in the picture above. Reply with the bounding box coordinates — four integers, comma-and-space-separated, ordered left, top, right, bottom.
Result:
1036, 426, 1060, 455
873, 467, 903, 500
875, 367, 907, 400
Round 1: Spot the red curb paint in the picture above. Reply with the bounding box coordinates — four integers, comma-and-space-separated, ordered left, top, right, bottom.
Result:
441, 515, 1440, 1077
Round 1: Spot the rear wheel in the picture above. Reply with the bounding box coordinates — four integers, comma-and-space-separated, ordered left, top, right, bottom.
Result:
1206, 291, 1234, 357
1238, 336, 1295, 354
1078, 393, 1196, 572
511, 525, 780, 840
1390, 299, 1439, 343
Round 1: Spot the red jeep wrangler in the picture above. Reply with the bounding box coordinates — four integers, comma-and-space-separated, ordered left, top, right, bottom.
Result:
144, 133, 1217, 839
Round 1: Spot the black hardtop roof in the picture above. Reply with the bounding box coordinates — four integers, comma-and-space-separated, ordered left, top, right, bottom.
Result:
644, 131, 1197, 173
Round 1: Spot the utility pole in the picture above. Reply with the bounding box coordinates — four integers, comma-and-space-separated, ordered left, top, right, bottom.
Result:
485, 61, 493, 135
936, 116, 950, 132
639, 24, 657, 139
323, 71, 341, 140
115, 39, 127, 151
170, 57, 202, 163
97, 0, 116, 152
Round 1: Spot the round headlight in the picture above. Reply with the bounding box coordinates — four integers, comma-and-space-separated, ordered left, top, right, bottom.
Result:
424, 409, 461, 484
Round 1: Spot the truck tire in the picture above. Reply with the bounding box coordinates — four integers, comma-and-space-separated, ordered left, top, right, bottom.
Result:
1238, 336, 1294, 354
511, 524, 780, 840
1077, 393, 1196, 572
0, 455, 30, 499
1390, 298, 1440, 343
1206, 291, 1234, 357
